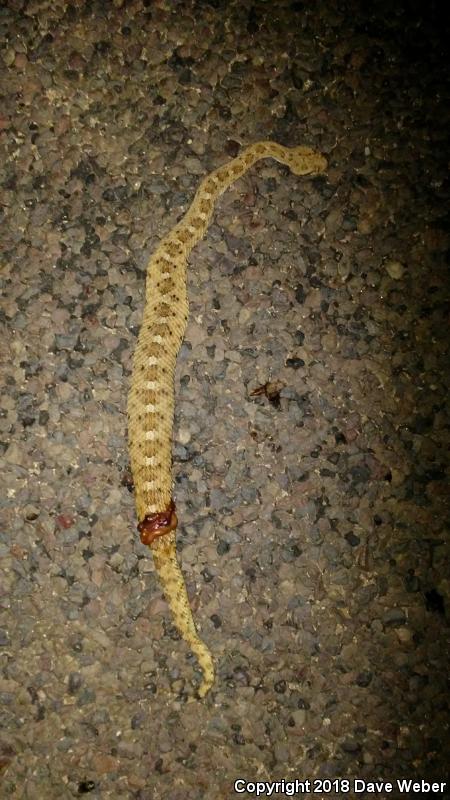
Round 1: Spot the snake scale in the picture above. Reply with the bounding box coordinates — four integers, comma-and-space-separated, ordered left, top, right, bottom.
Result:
127, 141, 327, 697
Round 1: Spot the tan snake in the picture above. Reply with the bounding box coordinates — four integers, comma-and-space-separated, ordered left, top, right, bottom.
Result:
127, 141, 327, 697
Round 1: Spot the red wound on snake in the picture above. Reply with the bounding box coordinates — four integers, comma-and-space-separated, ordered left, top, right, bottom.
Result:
138, 500, 178, 545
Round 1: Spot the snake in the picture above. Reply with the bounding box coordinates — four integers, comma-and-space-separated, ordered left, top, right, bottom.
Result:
127, 141, 327, 697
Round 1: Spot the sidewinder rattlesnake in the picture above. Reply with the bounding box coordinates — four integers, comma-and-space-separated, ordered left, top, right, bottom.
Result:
127, 141, 327, 697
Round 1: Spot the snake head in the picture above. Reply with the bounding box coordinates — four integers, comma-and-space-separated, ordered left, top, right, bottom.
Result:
289, 146, 327, 176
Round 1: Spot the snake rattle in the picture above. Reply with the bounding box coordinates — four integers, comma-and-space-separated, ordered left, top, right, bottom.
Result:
127, 141, 327, 697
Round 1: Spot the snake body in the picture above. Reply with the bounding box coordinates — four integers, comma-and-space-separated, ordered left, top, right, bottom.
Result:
127, 141, 327, 697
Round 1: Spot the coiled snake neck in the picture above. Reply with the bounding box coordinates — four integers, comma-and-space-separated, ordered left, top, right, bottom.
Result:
127, 141, 327, 697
